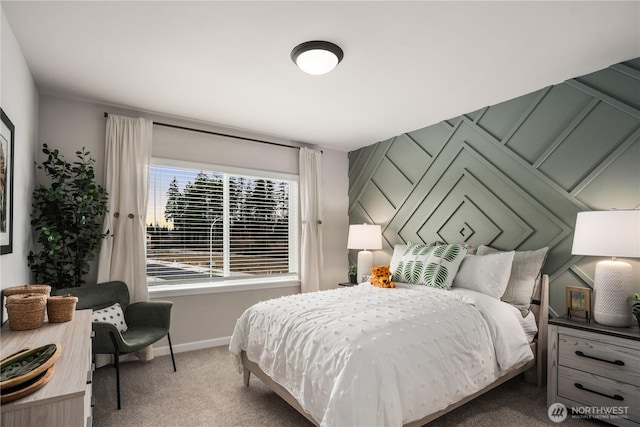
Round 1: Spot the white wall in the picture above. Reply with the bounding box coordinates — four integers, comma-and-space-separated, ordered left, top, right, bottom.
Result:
0, 12, 39, 291
320, 148, 349, 290
38, 95, 350, 348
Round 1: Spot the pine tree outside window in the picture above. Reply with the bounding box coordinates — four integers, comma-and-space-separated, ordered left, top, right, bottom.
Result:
146, 158, 299, 286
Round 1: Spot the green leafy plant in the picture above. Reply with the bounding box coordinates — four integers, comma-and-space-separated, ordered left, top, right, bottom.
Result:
348, 264, 358, 283
629, 293, 640, 317
348, 264, 357, 276
629, 293, 640, 329
28, 144, 109, 289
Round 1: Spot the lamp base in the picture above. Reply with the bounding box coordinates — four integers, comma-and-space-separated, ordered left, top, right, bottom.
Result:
357, 250, 373, 284
593, 260, 633, 327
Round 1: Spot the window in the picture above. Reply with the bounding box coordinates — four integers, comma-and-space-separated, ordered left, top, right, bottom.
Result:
146, 159, 298, 286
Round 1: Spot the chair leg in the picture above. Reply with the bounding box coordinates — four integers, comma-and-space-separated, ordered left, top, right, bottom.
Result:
167, 332, 177, 372
110, 332, 122, 410
114, 351, 121, 410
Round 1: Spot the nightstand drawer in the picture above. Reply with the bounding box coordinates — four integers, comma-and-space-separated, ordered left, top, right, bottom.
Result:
558, 366, 640, 422
559, 334, 640, 385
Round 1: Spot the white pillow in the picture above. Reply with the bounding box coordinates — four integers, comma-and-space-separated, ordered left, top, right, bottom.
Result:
477, 245, 549, 315
453, 251, 515, 298
92, 302, 128, 333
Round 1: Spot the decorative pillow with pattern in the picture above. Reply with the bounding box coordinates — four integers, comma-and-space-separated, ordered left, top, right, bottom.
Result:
92, 302, 128, 333
391, 243, 435, 283
389, 244, 408, 276
420, 244, 468, 289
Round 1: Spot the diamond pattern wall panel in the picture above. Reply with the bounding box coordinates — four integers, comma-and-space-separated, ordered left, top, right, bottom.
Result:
348, 58, 640, 316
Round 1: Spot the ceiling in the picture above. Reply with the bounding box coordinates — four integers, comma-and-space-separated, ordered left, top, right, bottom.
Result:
2, 1, 639, 152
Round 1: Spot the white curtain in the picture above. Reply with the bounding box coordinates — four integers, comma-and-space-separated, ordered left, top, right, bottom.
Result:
96, 114, 153, 362
299, 148, 324, 293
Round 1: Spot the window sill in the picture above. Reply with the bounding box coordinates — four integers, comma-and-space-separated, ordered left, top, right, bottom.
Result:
148, 277, 301, 298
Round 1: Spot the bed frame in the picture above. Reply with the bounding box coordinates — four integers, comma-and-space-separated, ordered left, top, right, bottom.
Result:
240, 274, 549, 426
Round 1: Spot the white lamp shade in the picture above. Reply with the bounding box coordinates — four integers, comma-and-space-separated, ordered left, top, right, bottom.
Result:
347, 224, 382, 250
571, 210, 640, 258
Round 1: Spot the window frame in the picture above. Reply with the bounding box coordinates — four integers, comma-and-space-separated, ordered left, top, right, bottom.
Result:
147, 157, 300, 294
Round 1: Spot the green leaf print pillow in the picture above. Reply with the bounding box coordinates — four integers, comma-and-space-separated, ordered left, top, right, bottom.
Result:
391, 243, 435, 284
421, 244, 468, 289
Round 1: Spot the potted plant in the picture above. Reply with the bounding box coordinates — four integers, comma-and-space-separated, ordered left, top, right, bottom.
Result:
630, 293, 640, 328
348, 264, 357, 284
28, 144, 109, 290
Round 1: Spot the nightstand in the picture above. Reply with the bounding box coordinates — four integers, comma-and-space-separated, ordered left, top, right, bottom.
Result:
338, 282, 357, 287
547, 316, 640, 426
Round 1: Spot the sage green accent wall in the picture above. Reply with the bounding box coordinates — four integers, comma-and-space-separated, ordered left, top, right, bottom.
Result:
348, 58, 640, 316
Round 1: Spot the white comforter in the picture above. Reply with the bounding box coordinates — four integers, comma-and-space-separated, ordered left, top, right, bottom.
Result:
229, 283, 533, 427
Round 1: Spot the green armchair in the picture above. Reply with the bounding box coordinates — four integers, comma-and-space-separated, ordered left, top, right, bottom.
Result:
53, 281, 176, 410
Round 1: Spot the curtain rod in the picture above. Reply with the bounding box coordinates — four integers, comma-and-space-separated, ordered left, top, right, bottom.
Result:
103, 112, 300, 151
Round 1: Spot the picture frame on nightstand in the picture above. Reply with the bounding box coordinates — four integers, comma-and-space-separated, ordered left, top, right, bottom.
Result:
566, 286, 591, 322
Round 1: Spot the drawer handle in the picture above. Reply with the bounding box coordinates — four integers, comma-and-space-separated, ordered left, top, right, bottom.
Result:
575, 350, 624, 366
574, 383, 624, 401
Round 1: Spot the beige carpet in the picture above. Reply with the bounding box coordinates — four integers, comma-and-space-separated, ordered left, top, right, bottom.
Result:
93, 346, 604, 427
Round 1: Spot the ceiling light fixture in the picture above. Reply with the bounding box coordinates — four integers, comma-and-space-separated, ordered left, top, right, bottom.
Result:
291, 41, 344, 75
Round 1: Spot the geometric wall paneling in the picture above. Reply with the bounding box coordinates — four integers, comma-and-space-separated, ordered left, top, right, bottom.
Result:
385, 133, 433, 185
348, 57, 640, 316
569, 76, 640, 121
372, 157, 414, 208
505, 85, 593, 164
572, 132, 640, 210
348, 202, 375, 231
445, 116, 463, 128
405, 121, 452, 156
536, 100, 639, 192
348, 138, 393, 210
433, 195, 501, 246
462, 108, 484, 124
371, 156, 413, 208
407, 158, 537, 249
358, 178, 398, 226
476, 90, 542, 142
397, 138, 568, 251
575, 62, 640, 112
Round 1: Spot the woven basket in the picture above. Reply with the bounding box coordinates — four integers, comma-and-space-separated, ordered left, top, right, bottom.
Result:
3, 284, 51, 298
46, 295, 78, 323
5, 294, 47, 331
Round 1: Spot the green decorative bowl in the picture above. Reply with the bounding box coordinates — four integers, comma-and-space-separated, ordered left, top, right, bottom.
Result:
1, 343, 60, 391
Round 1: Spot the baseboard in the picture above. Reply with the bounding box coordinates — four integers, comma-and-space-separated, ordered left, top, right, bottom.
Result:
153, 336, 231, 357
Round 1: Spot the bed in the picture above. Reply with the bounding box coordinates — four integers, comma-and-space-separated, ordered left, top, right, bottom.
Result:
229, 244, 549, 426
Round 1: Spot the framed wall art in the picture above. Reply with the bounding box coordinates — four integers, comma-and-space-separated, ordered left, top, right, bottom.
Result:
1, 108, 14, 255
566, 285, 591, 321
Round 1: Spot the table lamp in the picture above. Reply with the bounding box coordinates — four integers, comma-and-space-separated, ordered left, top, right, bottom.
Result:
347, 224, 382, 283
571, 210, 640, 327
